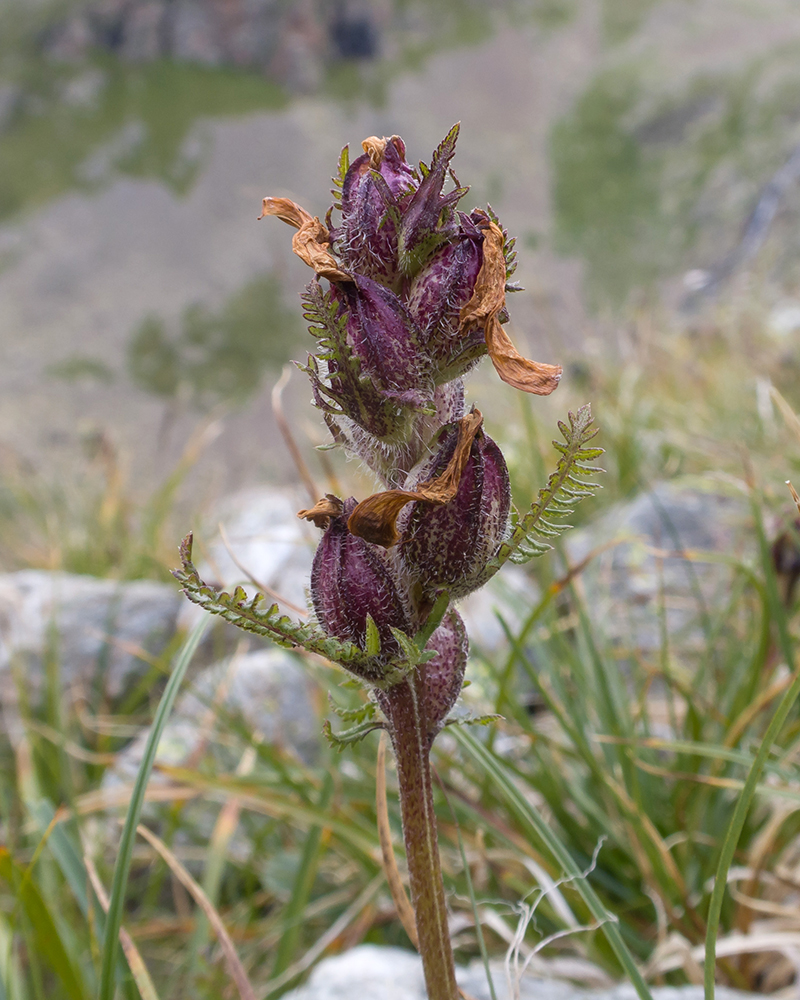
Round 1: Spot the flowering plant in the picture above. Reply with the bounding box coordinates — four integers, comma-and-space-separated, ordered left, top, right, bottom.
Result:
175, 125, 602, 1000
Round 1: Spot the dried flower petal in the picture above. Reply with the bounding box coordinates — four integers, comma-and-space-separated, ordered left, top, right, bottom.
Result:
361, 135, 388, 169
459, 221, 561, 395
347, 410, 484, 547
259, 196, 351, 283
297, 494, 344, 529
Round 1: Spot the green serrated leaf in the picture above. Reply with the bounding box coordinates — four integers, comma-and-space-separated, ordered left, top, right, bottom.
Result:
364, 614, 381, 657
331, 145, 349, 195
327, 694, 377, 724
322, 718, 384, 752
173, 534, 386, 680
445, 713, 504, 728
388, 628, 419, 663
483, 404, 603, 575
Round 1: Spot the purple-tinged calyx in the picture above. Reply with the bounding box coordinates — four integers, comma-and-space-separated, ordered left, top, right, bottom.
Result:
408, 211, 487, 382
375, 608, 468, 746
396, 123, 469, 278
398, 420, 511, 600
337, 273, 432, 409
420, 609, 468, 735
300, 280, 426, 448
333, 135, 417, 285
308, 497, 412, 661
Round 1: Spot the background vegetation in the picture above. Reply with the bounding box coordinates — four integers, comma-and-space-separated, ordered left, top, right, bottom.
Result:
2, 301, 800, 997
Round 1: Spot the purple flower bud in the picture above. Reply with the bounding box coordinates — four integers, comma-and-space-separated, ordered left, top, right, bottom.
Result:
334, 136, 417, 285
375, 609, 468, 745
408, 213, 487, 382
422, 609, 468, 733
311, 498, 411, 657
396, 123, 469, 277
336, 273, 431, 409
398, 421, 511, 599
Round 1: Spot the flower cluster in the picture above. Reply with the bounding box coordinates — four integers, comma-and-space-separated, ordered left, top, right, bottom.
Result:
260, 124, 561, 741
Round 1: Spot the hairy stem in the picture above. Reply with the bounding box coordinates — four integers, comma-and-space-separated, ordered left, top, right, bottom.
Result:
382, 672, 458, 1000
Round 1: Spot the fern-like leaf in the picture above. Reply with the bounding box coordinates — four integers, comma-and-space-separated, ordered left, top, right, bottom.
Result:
486, 204, 518, 282
330, 145, 349, 209
173, 534, 387, 681
483, 404, 602, 579
322, 718, 385, 752
299, 281, 416, 440
328, 693, 378, 724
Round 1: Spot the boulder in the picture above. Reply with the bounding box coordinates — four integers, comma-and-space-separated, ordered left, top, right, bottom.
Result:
121, 1, 168, 62
0, 83, 23, 134
0, 570, 183, 700
565, 481, 751, 653
104, 645, 320, 783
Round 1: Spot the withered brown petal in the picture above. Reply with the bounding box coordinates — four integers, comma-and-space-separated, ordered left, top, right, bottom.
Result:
459, 221, 506, 328
259, 196, 313, 228
361, 135, 388, 169
485, 314, 562, 395
291, 220, 353, 282
347, 410, 484, 547
259, 197, 352, 283
297, 494, 345, 529
459, 221, 562, 396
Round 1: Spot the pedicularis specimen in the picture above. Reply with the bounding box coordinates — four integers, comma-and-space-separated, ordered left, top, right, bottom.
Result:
175, 125, 602, 1000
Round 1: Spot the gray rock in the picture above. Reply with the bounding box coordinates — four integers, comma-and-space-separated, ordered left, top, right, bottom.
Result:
198, 486, 316, 613
283, 945, 766, 1000
121, 1, 168, 62
170, 2, 224, 66
0, 83, 22, 134
59, 70, 107, 111
565, 482, 751, 653
43, 15, 94, 63
78, 120, 148, 183
104, 645, 320, 788
0, 570, 183, 700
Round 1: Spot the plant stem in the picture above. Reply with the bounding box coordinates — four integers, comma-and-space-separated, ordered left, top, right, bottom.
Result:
382, 672, 458, 1000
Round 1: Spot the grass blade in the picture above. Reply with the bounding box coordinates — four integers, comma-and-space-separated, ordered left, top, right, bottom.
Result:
270, 771, 334, 983
98, 618, 209, 1000
84, 856, 161, 1000
454, 728, 654, 1000
0, 847, 87, 1000
704, 491, 800, 1000
135, 823, 256, 1000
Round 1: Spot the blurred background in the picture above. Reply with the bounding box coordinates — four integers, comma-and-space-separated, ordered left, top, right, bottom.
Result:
6, 3, 800, 997
2, 0, 800, 563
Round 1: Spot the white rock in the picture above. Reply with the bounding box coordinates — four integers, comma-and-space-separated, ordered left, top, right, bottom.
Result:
565, 482, 750, 652
283, 945, 767, 1000
284, 945, 426, 1000
0, 570, 183, 699
104, 646, 320, 790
